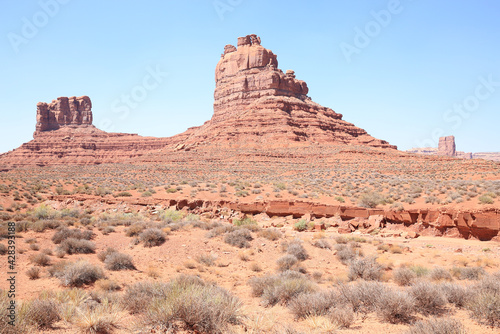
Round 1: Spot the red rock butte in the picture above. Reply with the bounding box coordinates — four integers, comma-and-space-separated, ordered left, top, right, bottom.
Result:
2, 34, 398, 167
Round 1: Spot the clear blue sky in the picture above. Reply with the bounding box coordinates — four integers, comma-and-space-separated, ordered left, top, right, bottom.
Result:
1, 0, 499, 154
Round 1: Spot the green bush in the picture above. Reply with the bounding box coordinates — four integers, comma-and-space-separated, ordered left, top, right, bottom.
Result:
478, 194, 494, 204
294, 219, 308, 231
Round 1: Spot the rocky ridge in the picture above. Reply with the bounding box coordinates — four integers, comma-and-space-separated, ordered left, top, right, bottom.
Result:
0, 34, 396, 166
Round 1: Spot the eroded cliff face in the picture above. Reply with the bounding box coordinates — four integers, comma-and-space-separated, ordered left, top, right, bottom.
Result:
35, 96, 93, 135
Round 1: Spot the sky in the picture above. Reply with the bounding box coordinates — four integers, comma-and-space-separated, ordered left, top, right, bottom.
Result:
1, 0, 499, 154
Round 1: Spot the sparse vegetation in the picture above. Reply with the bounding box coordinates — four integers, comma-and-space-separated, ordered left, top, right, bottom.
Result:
224, 228, 253, 248
139, 228, 167, 247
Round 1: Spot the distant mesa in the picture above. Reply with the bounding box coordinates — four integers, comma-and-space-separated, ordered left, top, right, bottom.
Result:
407, 136, 499, 161
1, 34, 397, 167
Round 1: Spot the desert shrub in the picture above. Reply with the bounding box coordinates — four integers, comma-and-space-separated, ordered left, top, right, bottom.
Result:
348, 257, 384, 281
337, 281, 386, 315
473, 275, 500, 295
29, 243, 40, 252
125, 223, 146, 237
233, 216, 257, 227
41, 248, 53, 256
104, 252, 136, 271
329, 306, 355, 328
53, 260, 105, 287
466, 275, 500, 327
197, 254, 217, 266
224, 229, 253, 248
123, 281, 170, 314
467, 290, 500, 327
409, 281, 447, 315
136, 275, 243, 333
30, 253, 51, 266
430, 267, 453, 281
31, 219, 61, 232
160, 209, 183, 222
405, 317, 466, 334
249, 271, 316, 306
334, 235, 348, 244
206, 224, 234, 238
51, 227, 93, 244
258, 228, 282, 241
312, 238, 332, 249
250, 262, 262, 272
285, 239, 308, 261
288, 290, 339, 319
439, 283, 469, 308
478, 194, 494, 204
452, 266, 486, 280
276, 255, 298, 271
358, 192, 385, 208
114, 191, 132, 197
32, 204, 57, 220
238, 250, 251, 261
96, 279, 121, 292
335, 244, 360, 265
26, 266, 41, 280
0, 244, 7, 255
97, 247, 118, 262
74, 300, 121, 334
376, 289, 415, 323
24, 299, 60, 329
294, 219, 308, 231
393, 266, 417, 286
410, 265, 429, 277
57, 238, 96, 254
139, 228, 166, 247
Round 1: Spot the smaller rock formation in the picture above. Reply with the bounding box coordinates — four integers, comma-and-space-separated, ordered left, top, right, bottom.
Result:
35, 96, 93, 136
438, 136, 456, 157
407, 136, 474, 160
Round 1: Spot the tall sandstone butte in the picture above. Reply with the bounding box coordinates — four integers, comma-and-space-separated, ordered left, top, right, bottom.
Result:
179, 34, 396, 149
438, 135, 456, 157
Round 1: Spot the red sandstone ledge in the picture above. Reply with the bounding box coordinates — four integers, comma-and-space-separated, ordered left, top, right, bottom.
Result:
48, 195, 500, 242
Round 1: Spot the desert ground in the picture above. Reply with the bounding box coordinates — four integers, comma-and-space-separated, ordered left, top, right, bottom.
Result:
0, 161, 499, 334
